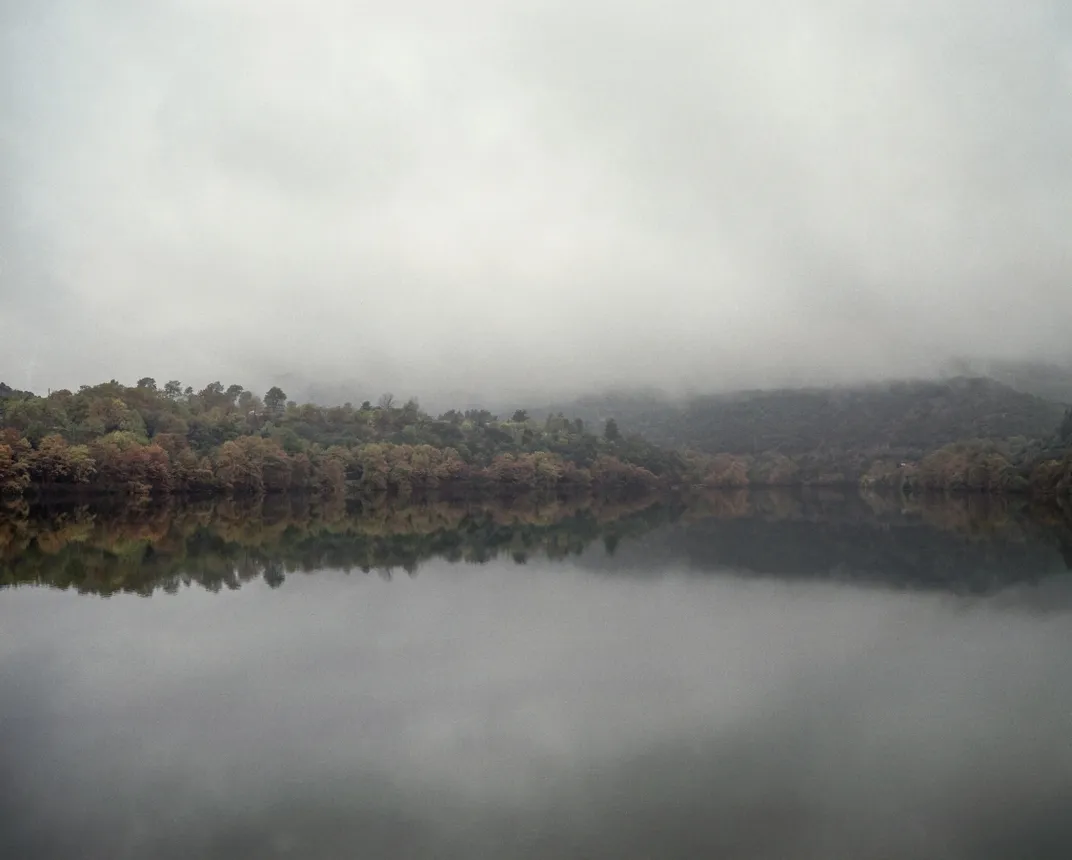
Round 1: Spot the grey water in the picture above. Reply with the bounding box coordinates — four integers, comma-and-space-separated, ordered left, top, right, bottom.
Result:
2, 493, 1071, 859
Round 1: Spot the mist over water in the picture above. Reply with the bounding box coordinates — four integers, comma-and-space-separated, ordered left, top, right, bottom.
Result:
2, 494, 1071, 859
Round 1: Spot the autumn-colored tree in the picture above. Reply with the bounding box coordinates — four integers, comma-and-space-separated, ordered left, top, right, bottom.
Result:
289, 453, 314, 489
0, 442, 30, 496
89, 432, 172, 495
532, 451, 565, 486
315, 455, 347, 496
169, 448, 218, 494
692, 452, 750, 488
589, 456, 657, 490
26, 435, 95, 485
5, 372, 1067, 502
259, 441, 294, 493
214, 439, 264, 496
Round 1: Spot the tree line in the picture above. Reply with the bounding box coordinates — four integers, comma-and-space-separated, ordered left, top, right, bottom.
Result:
0, 379, 678, 497
3, 377, 1071, 500
684, 435, 1072, 497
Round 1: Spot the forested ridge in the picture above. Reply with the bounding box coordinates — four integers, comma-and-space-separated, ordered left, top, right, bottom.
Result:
0, 378, 680, 497
538, 377, 1065, 453
2, 376, 1072, 499
537, 377, 1072, 497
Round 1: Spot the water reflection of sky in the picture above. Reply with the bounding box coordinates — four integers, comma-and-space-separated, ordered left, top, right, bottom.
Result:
2, 556, 1071, 859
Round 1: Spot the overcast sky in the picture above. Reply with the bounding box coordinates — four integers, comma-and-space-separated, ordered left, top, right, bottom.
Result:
2, 1, 1071, 403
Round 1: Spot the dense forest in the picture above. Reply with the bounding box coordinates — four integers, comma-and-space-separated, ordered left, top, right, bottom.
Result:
0, 378, 682, 498
539, 377, 1065, 454
2, 376, 1072, 499
539, 377, 1072, 497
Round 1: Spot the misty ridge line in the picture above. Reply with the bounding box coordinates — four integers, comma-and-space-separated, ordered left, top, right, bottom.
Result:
2, 372, 1072, 501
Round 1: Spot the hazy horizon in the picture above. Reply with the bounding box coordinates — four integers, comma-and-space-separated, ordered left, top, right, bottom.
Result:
3, 1, 1071, 402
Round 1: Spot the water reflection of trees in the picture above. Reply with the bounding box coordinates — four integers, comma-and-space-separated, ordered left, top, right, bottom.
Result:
670, 489, 1072, 591
0, 492, 676, 596
2, 489, 1071, 597
678, 487, 1072, 540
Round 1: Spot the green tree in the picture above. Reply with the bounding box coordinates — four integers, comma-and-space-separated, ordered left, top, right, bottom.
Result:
264, 386, 287, 415
401, 397, 421, 423
86, 398, 138, 437
199, 381, 226, 407
604, 418, 621, 442
465, 409, 496, 426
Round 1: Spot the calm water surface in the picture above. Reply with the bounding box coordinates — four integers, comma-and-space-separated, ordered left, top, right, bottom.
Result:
2, 492, 1071, 859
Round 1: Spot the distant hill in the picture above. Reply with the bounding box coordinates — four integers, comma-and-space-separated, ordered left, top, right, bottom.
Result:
535, 377, 1066, 454
976, 360, 1072, 405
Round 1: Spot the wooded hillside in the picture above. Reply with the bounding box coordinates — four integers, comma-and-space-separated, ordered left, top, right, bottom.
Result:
538, 378, 1065, 455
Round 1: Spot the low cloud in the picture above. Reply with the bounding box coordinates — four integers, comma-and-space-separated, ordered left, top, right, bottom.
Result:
2, 1, 1070, 401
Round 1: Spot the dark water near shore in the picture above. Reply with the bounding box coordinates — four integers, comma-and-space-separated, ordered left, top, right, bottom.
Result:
2, 491, 1071, 859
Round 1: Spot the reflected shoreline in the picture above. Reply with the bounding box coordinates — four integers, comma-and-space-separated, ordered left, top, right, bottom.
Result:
2, 488, 1071, 597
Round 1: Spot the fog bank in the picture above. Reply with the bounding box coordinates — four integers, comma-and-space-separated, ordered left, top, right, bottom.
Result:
2, 1, 1071, 401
